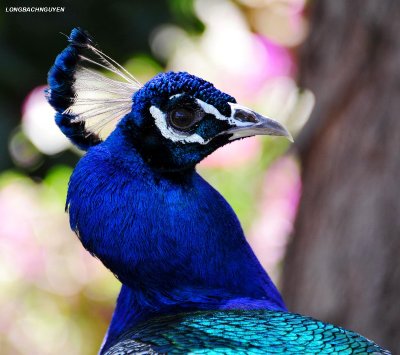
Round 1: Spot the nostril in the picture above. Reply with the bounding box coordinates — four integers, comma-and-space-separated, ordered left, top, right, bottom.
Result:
234, 109, 258, 123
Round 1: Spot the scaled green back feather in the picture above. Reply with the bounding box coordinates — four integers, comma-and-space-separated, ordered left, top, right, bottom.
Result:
105, 310, 390, 354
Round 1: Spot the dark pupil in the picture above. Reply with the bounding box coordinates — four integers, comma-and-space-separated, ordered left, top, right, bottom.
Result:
170, 108, 195, 130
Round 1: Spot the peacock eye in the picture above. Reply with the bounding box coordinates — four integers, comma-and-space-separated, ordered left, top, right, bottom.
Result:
168, 108, 197, 131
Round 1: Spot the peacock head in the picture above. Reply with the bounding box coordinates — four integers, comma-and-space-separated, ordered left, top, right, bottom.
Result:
119, 71, 292, 172
47, 28, 292, 172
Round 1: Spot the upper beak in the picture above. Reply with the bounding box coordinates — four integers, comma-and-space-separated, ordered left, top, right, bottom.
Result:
221, 103, 293, 142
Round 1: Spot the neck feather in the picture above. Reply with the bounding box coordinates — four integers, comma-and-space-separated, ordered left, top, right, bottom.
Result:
67, 129, 286, 350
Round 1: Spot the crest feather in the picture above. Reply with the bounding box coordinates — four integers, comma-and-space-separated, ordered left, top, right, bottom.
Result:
47, 28, 141, 150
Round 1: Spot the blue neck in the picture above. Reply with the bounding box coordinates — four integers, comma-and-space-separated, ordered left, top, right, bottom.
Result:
66, 128, 286, 351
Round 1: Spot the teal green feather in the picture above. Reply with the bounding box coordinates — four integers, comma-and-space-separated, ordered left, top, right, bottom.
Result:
104, 310, 390, 354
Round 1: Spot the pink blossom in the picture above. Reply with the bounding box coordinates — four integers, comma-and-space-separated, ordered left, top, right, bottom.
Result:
247, 155, 301, 282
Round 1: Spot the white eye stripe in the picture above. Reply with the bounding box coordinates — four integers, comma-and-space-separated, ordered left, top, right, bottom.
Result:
149, 106, 208, 144
168, 95, 230, 123
196, 100, 251, 127
195, 99, 227, 122
167, 95, 233, 123
169, 93, 183, 100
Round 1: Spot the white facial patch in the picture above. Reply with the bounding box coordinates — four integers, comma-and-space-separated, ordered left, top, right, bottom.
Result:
149, 106, 207, 144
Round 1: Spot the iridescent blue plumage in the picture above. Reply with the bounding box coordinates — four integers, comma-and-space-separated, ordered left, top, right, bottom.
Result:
47, 28, 390, 354
67, 128, 286, 350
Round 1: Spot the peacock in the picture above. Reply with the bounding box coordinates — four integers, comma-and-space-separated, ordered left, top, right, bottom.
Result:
47, 28, 390, 354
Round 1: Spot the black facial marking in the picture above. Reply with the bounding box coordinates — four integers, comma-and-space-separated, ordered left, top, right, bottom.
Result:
234, 109, 258, 123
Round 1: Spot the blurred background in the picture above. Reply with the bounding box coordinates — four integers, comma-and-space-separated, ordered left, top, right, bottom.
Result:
0, 0, 398, 353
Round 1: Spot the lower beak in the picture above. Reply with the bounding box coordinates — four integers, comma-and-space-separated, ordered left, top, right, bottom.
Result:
222, 103, 293, 142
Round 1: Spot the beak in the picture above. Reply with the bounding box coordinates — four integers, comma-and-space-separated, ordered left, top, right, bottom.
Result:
221, 103, 293, 142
